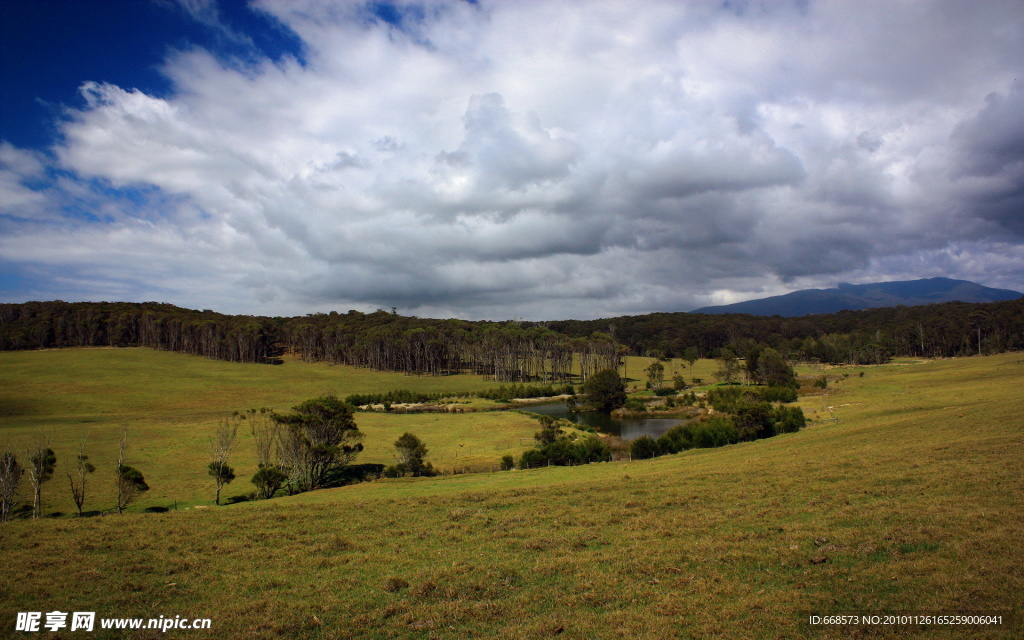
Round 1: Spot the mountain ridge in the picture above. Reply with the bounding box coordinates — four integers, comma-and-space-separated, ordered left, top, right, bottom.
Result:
690, 277, 1023, 317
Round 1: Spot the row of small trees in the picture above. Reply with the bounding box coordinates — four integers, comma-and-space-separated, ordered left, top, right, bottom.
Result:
0, 430, 148, 521
207, 397, 366, 504
210, 399, 445, 502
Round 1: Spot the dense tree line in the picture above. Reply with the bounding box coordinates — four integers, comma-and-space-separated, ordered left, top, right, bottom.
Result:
546, 298, 1024, 363
0, 301, 279, 363
2, 297, 1021, 369
279, 311, 615, 381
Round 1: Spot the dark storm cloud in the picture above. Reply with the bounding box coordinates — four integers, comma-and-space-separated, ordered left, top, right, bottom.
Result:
1, 0, 1023, 318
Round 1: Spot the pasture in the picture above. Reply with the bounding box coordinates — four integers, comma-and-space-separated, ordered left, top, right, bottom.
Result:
0, 348, 719, 511
1, 350, 1021, 638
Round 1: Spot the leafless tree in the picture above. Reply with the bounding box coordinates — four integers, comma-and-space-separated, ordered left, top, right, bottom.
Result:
0, 445, 24, 521
66, 433, 96, 516
115, 429, 148, 514
247, 408, 279, 470
25, 432, 56, 518
208, 416, 238, 505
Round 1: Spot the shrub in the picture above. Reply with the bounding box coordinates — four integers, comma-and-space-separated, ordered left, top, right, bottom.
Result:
251, 465, 288, 500
476, 383, 566, 402
693, 416, 739, 448
382, 461, 438, 478
773, 405, 807, 433
653, 387, 676, 397
759, 386, 798, 403
519, 436, 611, 469
707, 385, 797, 411
734, 402, 775, 441
500, 455, 515, 471
658, 415, 739, 452
624, 397, 647, 412
630, 436, 660, 460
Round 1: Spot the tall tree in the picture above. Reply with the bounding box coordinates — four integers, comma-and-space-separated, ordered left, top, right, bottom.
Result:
273, 396, 363, 492
0, 448, 24, 521
716, 349, 740, 384
755, 348, 798, 388
115, 429, 148, 514
645, 361, 665, 390
584, 368, 627, 412
25, 433, 56, 518
208, 413, 238, 503
208, 416, 238, 505
247, 408, 287, 499
66, 435, 96, 517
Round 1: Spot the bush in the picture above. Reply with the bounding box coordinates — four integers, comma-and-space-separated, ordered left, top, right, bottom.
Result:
624, 397, 647, 412
345, 389, 452, 407
477, 383, 567, 402
773, 405, 807, 433
707, 385, 796, 412
382, 461, 438, 478
759, 386, 798, 403
519, 436, 611, 469
658, 416, 739, 453
734, 401, 775, 441
653, 387, 676, 397
251, 465, 288, 499
500, 455, 515, 471
630, 436, 660, 460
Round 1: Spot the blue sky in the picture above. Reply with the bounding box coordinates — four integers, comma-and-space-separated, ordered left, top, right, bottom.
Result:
0, 0, 304, 147
1, 0, 1022, 319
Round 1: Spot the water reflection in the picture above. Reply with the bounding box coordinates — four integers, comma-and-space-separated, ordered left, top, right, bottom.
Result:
520, 402, 682, 440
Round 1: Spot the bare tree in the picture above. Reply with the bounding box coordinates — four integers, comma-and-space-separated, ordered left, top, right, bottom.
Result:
0, 446, 24, 521
25, 432, 56, 518
66, 434, 96, 517
115, 429, 148, 514
247, 408, 287, 499
208, 416, 238, 505
247, 408, 279, 469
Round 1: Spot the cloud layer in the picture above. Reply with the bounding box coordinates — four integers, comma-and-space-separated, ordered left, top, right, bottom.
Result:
2, 0, 1023, 319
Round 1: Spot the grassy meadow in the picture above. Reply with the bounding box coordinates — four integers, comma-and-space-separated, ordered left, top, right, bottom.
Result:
1, 349, 1022, 638
0, 348, 719, 512
0, 348, 538, 511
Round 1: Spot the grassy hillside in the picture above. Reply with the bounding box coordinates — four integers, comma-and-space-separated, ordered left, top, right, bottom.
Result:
2, 352, 1021, 638
0, 348, 539, 510
0, 348, 716, 512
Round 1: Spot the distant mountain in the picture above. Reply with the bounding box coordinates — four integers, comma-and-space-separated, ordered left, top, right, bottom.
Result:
690, 278, 1023, 317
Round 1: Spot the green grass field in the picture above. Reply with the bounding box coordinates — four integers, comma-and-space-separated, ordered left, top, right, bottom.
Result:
2, 350, 1022, 638
0, 348, 552, 510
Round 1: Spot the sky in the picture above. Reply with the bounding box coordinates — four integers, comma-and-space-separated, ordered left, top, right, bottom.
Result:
1, 0, 1022, 320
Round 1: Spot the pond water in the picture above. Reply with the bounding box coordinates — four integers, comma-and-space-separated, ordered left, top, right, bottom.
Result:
519, 402, 683, 441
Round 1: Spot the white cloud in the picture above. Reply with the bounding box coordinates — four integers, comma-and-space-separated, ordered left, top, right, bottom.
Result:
2, 0, 1023, 317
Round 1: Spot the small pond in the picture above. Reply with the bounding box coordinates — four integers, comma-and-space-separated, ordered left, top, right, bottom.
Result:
519, 402, 683, 441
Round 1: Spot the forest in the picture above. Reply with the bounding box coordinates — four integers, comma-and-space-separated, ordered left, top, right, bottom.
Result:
0, 297, 1021, 375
